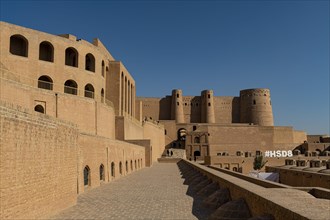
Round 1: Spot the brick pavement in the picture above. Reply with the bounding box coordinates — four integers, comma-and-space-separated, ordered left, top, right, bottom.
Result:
51, 162, 210, 220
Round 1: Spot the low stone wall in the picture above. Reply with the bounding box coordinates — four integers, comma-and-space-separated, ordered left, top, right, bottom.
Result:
182, 160, 330, 220
266, 166, 330, 189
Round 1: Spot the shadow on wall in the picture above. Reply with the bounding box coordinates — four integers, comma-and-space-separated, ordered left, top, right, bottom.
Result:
176, 160, 275, 220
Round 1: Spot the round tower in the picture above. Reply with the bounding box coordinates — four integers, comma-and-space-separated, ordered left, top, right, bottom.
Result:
239, 88, 274, 126
171, 89, 185, 123
201, 90, 215, 123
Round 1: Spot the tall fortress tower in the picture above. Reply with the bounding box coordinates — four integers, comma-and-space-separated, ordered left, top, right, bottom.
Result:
201, 90, 215, 123
171, 89, 185, 123
239, 88, 274, 126
140, 88, 274, 126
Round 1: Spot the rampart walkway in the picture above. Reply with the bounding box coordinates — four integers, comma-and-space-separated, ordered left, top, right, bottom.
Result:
51, 162, 209, 220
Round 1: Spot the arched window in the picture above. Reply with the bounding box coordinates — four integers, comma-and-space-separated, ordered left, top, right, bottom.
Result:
38, 75, 53, 90
119, 162, 122, 175
39, 41, 54, 62
105, 66, 109, 77
253, 100, 256, 105
64, 80, 78, 95
208, 103, 211, 106
194, 137, 200, 143
125, 161, 128, 173
130, 160, 133, 171
34, 105, 44, 114
99, 164, 105, 181
84, 83, 94, 98
135, 160, 137, 170
111, 162, 115, 177
85, 53, 95, 72
101, 88, 105, 103
193, 125, 197, 131
84, 166, 90, 186
10, 35, 28, 57
65, 47, 78, 67
101, 60, 105, 77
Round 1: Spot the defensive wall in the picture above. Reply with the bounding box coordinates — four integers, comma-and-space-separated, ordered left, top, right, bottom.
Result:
0, 21, 165, 219
0, 102, 78, 219
137, 88, 273, 126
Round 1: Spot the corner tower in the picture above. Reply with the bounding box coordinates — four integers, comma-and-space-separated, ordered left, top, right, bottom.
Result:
171, 89, 185, 123
239, 88, 274, 126
201, 90, 215, 123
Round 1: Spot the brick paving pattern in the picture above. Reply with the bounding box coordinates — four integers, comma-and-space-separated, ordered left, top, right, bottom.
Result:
51, 163, 209, 220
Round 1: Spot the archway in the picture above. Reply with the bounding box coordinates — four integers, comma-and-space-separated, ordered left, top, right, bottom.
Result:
193, 150, 201, 161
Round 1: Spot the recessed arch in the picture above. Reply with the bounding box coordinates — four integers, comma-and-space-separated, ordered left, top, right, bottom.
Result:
64, 80, 78, 95
101, 88, 105, 103
135, 160, 137, 170
101, 60, 105, 77
83, 166, 91, 186
111, 162, 115, 177
38, 75, 53, 90
99, 164, 105, 181
10, 34, 28, 57
119, 161, 123, 175
125, 160, 128, 173
130, 160, 133, 171
85, 53, 95, 72
39, 41, 54, 62
84, 83, 94, 98
34, 105, 44, 114
65, 47, 78, 67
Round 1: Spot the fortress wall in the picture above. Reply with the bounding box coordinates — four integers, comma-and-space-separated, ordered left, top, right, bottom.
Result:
207, 125, 301, 155
0, 76, 57, 117
115, 116, 144, 140
107, 62, 136, 117
161, 120, 178, 148
0, 21, 110, 104
181, 96, 201, 123
139, 97, 161, 121
0, 103, 78, 220
1, 77, 116, 138
107, 61, 121, 115
143, 121, 166, 162
293, 130, 307, 143
78, 134, 145, 193
272, 127, 294, 143
159, 96, 172, 120
57, 94, 97, 134
97, 102, 115, 139
213, 96, 240, 123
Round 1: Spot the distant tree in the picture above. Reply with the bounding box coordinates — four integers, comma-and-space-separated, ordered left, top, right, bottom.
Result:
253, 155, 267, 170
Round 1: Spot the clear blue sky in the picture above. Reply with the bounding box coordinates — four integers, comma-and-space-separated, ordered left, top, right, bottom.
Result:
1, 0, 329, 135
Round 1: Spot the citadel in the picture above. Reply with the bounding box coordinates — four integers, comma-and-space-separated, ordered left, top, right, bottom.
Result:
0, 21, 329, 219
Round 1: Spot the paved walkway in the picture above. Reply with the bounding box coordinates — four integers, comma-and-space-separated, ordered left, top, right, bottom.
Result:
51, 163, 208, 220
